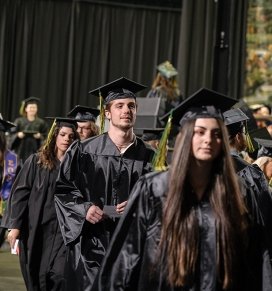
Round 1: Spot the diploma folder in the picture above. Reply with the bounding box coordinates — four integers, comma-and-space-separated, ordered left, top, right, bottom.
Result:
103, 205, 122, 218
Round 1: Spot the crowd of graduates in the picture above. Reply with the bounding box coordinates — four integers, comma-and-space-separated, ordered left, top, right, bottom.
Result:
0, 62, 272, 291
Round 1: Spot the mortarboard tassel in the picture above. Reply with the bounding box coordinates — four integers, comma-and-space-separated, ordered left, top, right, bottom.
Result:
152, 110, 173, 171
99, 91, 105, 134
19, 101, 26, 116
44, 119, 57, 150
245, 122, 255, 153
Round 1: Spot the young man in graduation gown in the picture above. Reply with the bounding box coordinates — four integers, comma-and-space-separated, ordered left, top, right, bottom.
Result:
223, 108, 272, 262
54, 77, 155, 291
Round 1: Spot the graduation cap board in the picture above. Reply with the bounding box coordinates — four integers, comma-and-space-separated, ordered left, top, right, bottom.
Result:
157, 61, 178, 79
67, 105, 100, 122
0, 114, 16, 132
248, 127, 272, 152
223, 108, 250, 137
88, 77, 146, 105
223, 108, 249, 126
160, 87, 237, 126
45, 117, 78, 129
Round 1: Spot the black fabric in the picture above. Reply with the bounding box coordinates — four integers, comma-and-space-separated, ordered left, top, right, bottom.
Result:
94, 171, 272, 291
231, 151, 272, 260
0, 1, 181, 120
10, 116, 48, 163
6, 154, 66, 291
0, 1, 248, 121
177, 0, 248, 99
54, 133, 154, 290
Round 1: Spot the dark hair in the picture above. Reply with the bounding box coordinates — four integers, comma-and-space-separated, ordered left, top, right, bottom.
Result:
160, 118, 248, 289
37, 125, 79, 170
88, 121, 99, 137
0, 132, 7, 154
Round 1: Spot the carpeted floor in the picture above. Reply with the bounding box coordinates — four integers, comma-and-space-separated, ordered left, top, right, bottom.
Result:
0, 242, 26, 291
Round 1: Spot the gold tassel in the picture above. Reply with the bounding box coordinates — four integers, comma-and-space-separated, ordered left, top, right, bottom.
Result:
269, 178, 272, 188
245, 122, 255, 153
152, 111, 173, 171
99, 91, 105, 134
19, 101, 26, 116
44, 119, 57, 149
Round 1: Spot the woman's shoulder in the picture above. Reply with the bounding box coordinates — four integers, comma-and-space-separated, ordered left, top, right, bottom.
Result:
141, 170, 169, 198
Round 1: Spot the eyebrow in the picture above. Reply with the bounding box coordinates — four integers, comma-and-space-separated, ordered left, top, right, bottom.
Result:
194, 126, 221, 131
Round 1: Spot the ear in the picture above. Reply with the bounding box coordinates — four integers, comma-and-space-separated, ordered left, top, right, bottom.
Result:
105, 110, 111, 120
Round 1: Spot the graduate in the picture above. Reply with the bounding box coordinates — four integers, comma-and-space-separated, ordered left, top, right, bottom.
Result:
7, 118, 79, 291
0, 116, 19, 247
67, 105, 100, 140
95, 88, 272, 291
54, 77, 155, 291
11, 97, 48, 163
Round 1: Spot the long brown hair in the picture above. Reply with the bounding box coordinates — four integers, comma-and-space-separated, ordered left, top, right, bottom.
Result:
151, 73, 180, 102
37, 125, 79, 170
159, 118, 248, 289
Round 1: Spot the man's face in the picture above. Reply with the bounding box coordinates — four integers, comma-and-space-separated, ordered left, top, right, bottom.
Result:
105, 98, 137, 130
77, 121, 94, 140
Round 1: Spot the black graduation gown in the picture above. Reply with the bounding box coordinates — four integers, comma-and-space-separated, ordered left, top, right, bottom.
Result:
8, 154, 66, 291
231, 151, 272, 259
11, 117, 48, 163
54, 133, 154, 291
95, 171, 272, 291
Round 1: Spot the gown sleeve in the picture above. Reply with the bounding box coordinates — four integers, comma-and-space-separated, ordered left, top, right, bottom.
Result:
95, 175, 151, 291
8, 154, 37, 229
54, 140, 93, 245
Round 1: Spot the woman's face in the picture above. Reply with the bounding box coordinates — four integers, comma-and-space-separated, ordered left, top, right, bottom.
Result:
191, 118, 222, 162
56, 126, 75, 154
264, 160, 272, 180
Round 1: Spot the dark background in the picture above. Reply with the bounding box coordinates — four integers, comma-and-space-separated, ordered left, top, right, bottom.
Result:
0, 0, 248, 121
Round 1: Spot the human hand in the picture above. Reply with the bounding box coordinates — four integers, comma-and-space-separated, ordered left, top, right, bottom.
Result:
33, 132, 41, 139
86, 205, 104, 224
7, 229, 20, 249
116, 200, 127, 214
17, 132, 25, 139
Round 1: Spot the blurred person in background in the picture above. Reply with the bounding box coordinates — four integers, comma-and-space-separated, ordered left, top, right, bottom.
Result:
0, 115, 20, 247
67, 105, 99, 140
10, 97, 48, 163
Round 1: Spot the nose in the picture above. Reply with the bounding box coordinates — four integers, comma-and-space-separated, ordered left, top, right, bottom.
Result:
204, 132, 212, 143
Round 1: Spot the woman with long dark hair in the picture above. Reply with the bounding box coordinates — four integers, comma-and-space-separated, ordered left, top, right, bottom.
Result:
95, 88, 272, 291
7, 118, 79, 291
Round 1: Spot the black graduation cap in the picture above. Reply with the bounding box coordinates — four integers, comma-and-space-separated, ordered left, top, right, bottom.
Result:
0, 114, 16, 132
88, 77, 146, 105
23, 96, 40, 105
67, 105, 100, 122
160, 87, 237, 126
223, 108, 249, 137
45, 117, 78, 129
223, 108, 249, 126
135, 128, 164, 142
232, 100, 258, 131
249, 127, 272, 158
